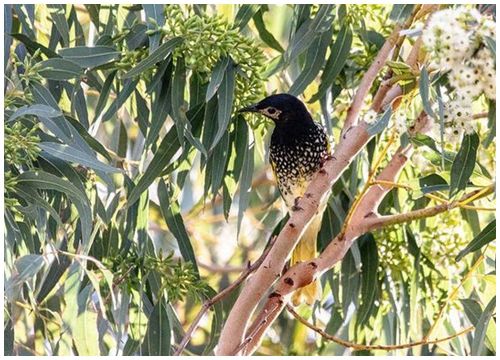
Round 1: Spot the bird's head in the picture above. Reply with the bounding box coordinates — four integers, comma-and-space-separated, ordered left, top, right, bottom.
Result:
238, 93, 312, 124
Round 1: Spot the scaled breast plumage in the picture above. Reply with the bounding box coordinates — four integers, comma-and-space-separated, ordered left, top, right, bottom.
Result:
270, 122, 329, 208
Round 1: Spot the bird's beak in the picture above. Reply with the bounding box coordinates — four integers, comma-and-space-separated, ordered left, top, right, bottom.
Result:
238, 104, 259, 113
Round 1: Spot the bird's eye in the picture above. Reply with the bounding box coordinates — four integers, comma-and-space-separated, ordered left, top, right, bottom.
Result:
267, 108, 276, 114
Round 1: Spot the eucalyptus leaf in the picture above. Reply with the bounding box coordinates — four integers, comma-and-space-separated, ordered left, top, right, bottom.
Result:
38, 58, 82, 80
122, 37, 183, 79
59, 46, 120, 68
140, 300, 171, 356
449, 132, 479, 197
158, 180, 199, 276
456, 220, 496, 261
38, 142, 121, 174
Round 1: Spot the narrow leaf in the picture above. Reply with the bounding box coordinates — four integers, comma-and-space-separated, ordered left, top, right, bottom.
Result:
419, 67, 435, 118
311, 25, 352, 102
158, 180, 199, 276
211, 60, 235, 150
38, 142, 121, 174
140, 300, 171, 356
38, 58, 82, 80
122, 37, 183, 79
456, 220, 496, 261
449, 132, 479, 197
471, 296, 496, 355
205, 57, 230, 101
59, 46, 120, 68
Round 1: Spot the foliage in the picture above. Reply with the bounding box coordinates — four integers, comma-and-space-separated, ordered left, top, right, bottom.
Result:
3, 4, 496, 356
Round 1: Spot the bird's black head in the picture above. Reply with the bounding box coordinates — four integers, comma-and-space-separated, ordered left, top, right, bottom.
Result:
238, 93, 312, 124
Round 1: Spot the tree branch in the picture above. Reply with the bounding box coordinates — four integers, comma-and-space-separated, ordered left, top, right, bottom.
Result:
286, 304, 474, 351
173, 236, 276, 356
342, 26, 401, 132
216, 8, 439, 355
366, 184, 495, 231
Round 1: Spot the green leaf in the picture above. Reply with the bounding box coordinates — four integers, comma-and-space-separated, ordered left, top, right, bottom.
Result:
211, 60, 235, 150
483, 100, 495, 148
232, 114, 249, 182
38, 58, 82, 80
146, 59, 173, 147
73, 285, 100, 355
158, 180, 199, 276
202, 287, 224, 355
416, 173, 448, 196
389, 4, 415, 23
59, 46, 120, 68
94, 70, 117, 122
341, 250, 360, 316
234, 4, 260, 29
357, 234, 379, 327
122, 37, 183, 78
460, 298, 482, 326
127, 129, 181, 206
210, 130, 231, 195
419, 67, 435, 118
456, 220, 495, 261
10, 33, 59, 58
140, 300, 171, 356
366, 107, 392, 136
5, 255, 46, 301
143, 5, 165, 53
471, 296, 496, 355
485, 36, 495, 57
289, 26, 332, 96
7, 104, 62, 122
206, 57, 230, 101
38, 142, 121, 174
237, 139, 254, 237
386, 60, 412, 75
17, 170, 92, 247
100, 78, 139, 122
48, 4, 70, 47
410, 133, 439, 151
170, 57, 188, 146
449, 132, 479, 197
252, 9, 284, 52
285, 5, 335, 64
311, 25, 352, 102
59, 262, 81, 355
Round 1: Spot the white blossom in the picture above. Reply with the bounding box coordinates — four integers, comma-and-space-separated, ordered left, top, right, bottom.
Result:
363, 109, 378, 124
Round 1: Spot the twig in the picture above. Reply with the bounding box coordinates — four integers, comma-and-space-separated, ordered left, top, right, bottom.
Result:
472, 111, 489, 119
343, 26, 402, 132
286, 304, 474, 351
423, 249, 487, 341
198, 261, 248, 273
173, 236, 277, 356
367, 184, 495, 230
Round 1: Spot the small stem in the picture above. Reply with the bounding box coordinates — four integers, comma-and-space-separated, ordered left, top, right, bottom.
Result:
173, 236, 277, 356
424, 249, 487, 341
340, 132, 397, 236
287, 304, 473, 351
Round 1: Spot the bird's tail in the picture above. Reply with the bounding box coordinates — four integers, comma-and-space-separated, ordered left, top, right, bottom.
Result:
290, 212, 323, 306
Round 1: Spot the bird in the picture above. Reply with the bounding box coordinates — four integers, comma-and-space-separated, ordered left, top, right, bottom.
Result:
239, 93, 331, 306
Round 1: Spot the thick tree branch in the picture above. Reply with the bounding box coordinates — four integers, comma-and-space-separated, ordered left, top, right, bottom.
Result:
216, 8, 439, 355
215, 124, 372, 355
